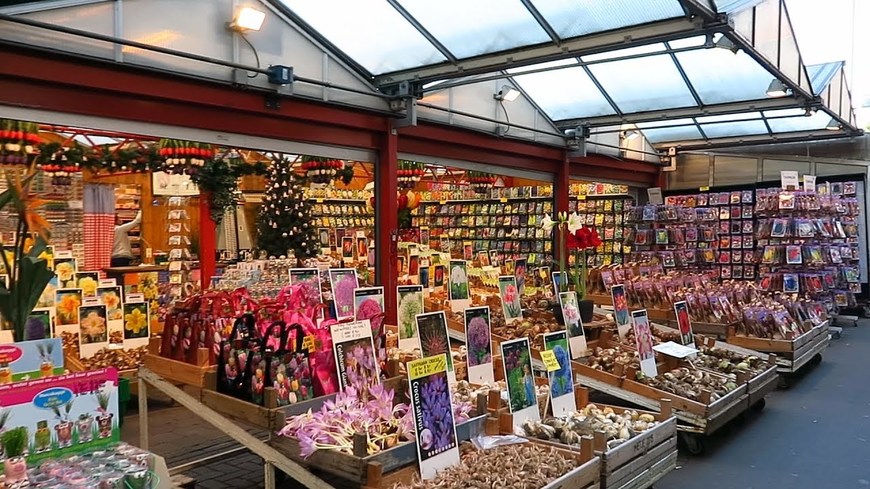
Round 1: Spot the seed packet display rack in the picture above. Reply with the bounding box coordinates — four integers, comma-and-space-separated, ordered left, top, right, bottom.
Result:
568, 193, 634, 268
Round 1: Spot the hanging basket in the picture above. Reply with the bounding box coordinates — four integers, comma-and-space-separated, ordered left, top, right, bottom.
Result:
158, 139, 215, 175
0, 119, 40, 169
398, 160, 424, 190
301, 158, 345, 184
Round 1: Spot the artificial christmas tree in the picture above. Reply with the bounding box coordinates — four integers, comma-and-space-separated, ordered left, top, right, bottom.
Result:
256, 157, 319, 259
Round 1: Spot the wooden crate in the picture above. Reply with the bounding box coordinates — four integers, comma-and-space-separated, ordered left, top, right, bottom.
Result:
268, 414, 487, 489
142, 338, 215, 389
726, 321, 829, 373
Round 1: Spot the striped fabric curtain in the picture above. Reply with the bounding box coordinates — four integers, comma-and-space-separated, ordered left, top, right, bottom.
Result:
83, 184, 116, 274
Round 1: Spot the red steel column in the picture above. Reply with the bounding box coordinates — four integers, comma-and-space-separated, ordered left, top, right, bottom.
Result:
377, 125, 399, 325
199, 193, 216, 289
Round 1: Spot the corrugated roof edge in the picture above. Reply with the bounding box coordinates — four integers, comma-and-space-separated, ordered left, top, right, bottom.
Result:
715, 0, 765, 13
807, 61, 846, 96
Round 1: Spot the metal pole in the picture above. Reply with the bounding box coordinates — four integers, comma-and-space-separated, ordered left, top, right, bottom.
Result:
138, 379, 149, 450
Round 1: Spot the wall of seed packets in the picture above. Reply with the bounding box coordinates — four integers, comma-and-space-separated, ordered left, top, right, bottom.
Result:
0, 171, 85, 268
569, 182, 634, 267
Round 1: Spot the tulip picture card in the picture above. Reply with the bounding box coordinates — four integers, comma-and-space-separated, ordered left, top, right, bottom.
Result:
558, 291, 588, 359
448, 260, 470, 312
498, 276, 523, 324
543, 331, 576, 417
463, 306, 494, 385
631, 310, 658, 378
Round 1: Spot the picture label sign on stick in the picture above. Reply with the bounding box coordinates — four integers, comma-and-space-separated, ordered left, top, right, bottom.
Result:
331, 319, 380, 391
407, 354, 460, 480
500, 337, 540, 426
415, 311, 456, 383
631, 310, 658, 378
543, 331, 576, 417
448, 260, 470, 312
463, 306, 494, 385
611, 284, 631, 338
498, 275, 523, 324
673, 300, 694, 346
397, 285, 424, 351
558, 291, 587, 359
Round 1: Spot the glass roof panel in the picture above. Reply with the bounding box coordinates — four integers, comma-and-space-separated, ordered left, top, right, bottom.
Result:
506, 58, 578, 75
587, 54, 696, 112
700, 119, 769, 138
766, 110, 831, 133
695, 112, 762, 123
396, 0, 550, 59
512, 67, 616, 119
715, 0, 764, 13
674, 48, 774, 104
668, 35, 707, 50
762, 108, 806, 118
278, 0, 445, 74
531, 0, 685, 39
640, 125, 703, 143
807, 62, 844, 96
581, 43, 666, 63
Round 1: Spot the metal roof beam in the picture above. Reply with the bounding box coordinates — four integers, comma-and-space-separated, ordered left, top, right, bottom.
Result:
0, 0, 107, 15
385, 0, 458, 64
651, 129, 861, 151
555, 96, 810, 128
677, 0, 720, 21
374, 16, 719, 87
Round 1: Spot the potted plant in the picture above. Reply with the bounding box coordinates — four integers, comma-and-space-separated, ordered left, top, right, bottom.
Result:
96, 386, 114, 439
36, 341, 54, 378
542, 212, 602, 323
33, 420, 50, 453
1, 426, 28, 487
52, 401, 73, 448
76, 412, 94, 444
0, 408, 10, 460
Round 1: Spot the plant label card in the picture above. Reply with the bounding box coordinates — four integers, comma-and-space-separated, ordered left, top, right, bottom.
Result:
74, 272, 100, 298
514, 258, 527, 296
408, 254, 420, 285
98, 278, 116, 287
331, 319, 380, 391
356, 236, 367, 264
504, 259, 515, 276
0, 338, 64, 382
631, 310, 657, 378
420, 227, 430, 248
498, 276, 523, 324
318, 228, 330, 250
341, 236, 355, 262
397, 285, 424, 350
647, 187, 664, 205
407, 355, 461, 480
121, 298, 149, 349
781, 170, 799, 191
448, 260, 470, 312
96, 286, 123, 346
415, 311, 455, 384
462, 241, 473, 261
25, 308, 55, 341
54, 288, 82, 337
558, 292, 587, 359
477, 251, 490, 267
552, 271, 567, 296
488, 250, 500, 268
354, 286, 386, 359
328, 268, 359, 320
500, 337, 540, 426
0, 368, 120, 464
653, 341, 699, 359
611, 284, 631, 339
433, 264, 445, 289
288, 268, 324, 317
673, 300, 694, 346
803, 174, 816, 193
78, 304, 109, 359
542, 331, 576, 417
463, 306, 494, 385
54, 258, 77, 288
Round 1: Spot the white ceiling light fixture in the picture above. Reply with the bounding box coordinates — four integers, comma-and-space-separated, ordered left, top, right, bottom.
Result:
826, 118, 842, 131
766, 79, 789, 98
494, 85, 521, 102
622, 129, 641, 140
229, 6, 266, 32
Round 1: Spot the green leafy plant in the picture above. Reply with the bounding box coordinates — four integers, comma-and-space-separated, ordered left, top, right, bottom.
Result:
1, 427, 27, 458
96, 389, 111, 412
189, 155, 267, 224
0, 167, 55, 342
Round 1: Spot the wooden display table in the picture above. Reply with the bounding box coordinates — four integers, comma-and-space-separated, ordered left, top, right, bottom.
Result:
726, 321, 829, 375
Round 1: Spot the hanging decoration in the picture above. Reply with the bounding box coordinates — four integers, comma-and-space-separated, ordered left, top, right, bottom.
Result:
467, 170, 496, 194
397, 160, 424, 190
158, 139, 216, 174
90, 144, 161, 174
0, 120, 40, 168
190, 152, 268, 224
35, 142, 89, 186
300, 156, 347, 184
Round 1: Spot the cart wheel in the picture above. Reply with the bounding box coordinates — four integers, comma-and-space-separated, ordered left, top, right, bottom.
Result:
680, 432, 706, 456
751, 398, 766, 412
778, 376, 792, 389
811, 353, 822, 366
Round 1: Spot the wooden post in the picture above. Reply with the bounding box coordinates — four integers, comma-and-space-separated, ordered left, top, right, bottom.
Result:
139, 380, 149, 450
580, 435, 594, 463
699, 389, 712, 404
593, 431, 607, 453
575, 386, 589, 408
659, 398, 673, 420
476, 392, 488, 417
736, 371, 750, 384
487, 389, 502, 413
264, 462, 276, 489
353, 432, 368, 457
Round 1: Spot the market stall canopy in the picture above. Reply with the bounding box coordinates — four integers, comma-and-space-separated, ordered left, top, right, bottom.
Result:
271, 0, 860, 149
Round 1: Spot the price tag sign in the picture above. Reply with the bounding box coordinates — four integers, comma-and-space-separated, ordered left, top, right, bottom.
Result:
699, 186, 710, 192
577, 195, 586, 200
408, 354, 448, 380
301, 336, 316, 353
652, 341, 699, 359
540, 350, 560, 372
315, 198, 324, 203
499, 197, 508, 203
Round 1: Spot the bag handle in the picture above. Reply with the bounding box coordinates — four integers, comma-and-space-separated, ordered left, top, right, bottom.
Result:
262, 320, 288, 352
286, 323, 307, 353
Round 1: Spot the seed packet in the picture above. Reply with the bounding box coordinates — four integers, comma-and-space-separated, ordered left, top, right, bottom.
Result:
770, 218, 788, 238
655, 229, 669, 245
742, 190, 754, 203
720, 266, 732, 279
844, 181, 857, 195
785, 245, 802, 264
783, 273, 799, 293
661, 251, 676, 268
718, 251, 731, 264
731, 235, 742, 249
779, 193, 796, 210
743, 221, 755, 234
762, 246, 778, 264
831, 182, 843, 195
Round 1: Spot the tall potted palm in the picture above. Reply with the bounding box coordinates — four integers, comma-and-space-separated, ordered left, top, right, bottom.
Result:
0, 166, 54, 342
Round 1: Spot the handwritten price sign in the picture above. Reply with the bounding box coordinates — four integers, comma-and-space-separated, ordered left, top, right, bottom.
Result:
408, 354, 448, 380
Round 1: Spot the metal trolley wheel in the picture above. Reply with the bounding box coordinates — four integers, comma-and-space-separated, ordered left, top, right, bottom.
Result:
679, 432, 706, 456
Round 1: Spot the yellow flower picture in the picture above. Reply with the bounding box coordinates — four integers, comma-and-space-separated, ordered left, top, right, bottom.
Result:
98, 286, 123, 321
79, 305, 107, 344
55, 290, 82, 326
124, 303, 149, 339
76, 272, 99, 297
55, 260, 76, 288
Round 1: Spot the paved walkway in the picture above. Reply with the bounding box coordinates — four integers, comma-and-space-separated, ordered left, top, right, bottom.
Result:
123, 322, 869, 489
